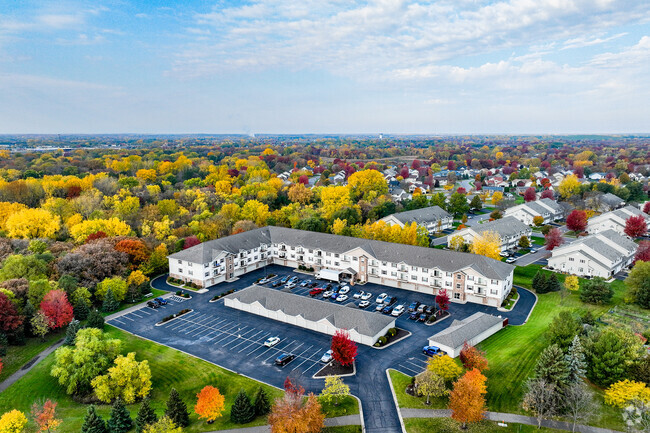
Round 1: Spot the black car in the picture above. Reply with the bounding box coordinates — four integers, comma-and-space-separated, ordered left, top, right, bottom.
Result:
425, 305, 436, 315
275, 353, 295, 366
272, 280, 282, 287
382, 304, 395, 314
147, 301, 159, 309
385, 296, 397, 306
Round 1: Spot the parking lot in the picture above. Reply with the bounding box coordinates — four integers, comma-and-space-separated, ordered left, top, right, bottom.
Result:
107, 265, 536, 432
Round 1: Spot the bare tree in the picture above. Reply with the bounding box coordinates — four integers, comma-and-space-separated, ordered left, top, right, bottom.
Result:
563, 382, 596, 432
522, 377, 557, 429
623, 400, 650, 433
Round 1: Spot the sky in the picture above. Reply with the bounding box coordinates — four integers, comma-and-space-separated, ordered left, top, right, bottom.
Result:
0, 0, 649, 134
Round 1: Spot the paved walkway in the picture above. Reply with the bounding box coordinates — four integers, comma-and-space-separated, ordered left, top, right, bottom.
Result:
205, 415, 362, 433
0, 339, 64, 393
400, 409, 623, 433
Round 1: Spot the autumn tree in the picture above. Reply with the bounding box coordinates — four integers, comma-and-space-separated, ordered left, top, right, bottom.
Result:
635, 241, 650, 264
95, 277, 128, 302
491, 191, 503, 205
69, 218, 131, 243
558, 174, 581, 199
114, 239, 150, 268
0, 292, 23, 333
427, 354, 463, 383
459, 342, 488, 372
92, 352, 152, 404
331, 329, 357, 366
0, 410, 28, 433
165, 388, 190, 427
625, 215, 648, 238
436, 289, 450, 313
31, 400, 61, 433
415, 370, 447, 404
40, 290, 74, 330
564, 275, 579, 292
194, 385, 225, 423
31, 311, 50, 341
269, 389, 324, 433
544, 228, 564, 250
143, 417, 181, 433
532, 215, 544, 226
347, 169, 387, 200
320, 375, 350, 406
522, 378, 556, 429
566, 210, 587, 234
320, 186, 352, 220
6, 208, 60, 239
448, 368, 487, 428
523, 187, 536, 202
470, 230, 501, 261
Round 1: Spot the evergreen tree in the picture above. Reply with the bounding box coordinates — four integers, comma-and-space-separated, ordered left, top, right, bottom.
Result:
22, 300, 36, 337
103, 288, 120, 312
64, 319, 81, 346
74, 297, 90, 321
535, 344, 570, 391
565, 335, 586, 384
532, 271, 549, 294
107, 398, 133, 433
253, 387, 270, 416
165, 388, 189, 427
135, 398, 158, 433
230, 389, 255, 424
547, 274, 561, 292
87, 309, 105, 330
580, 277, 613, 305
81, 405, 108, 433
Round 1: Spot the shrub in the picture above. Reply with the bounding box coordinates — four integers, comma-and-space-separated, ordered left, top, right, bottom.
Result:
387, 328, 398, 337
376, 336, 387, 346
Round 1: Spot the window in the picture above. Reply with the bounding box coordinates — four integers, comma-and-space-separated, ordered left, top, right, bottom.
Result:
456, 283, 461, 289
490, 289, 498, 295
579, 268, 583, 272
335, 253, 339, 258
381, 270, 387, 275
454, 293, 461, 299
204, 263, 209, 268
177, 260, 183, 264
188, 270, 193, 276
411, 266, 417, 271
457, 274, 462, 279
411, 275, 417, 280
382, 261, 387, 266
468, 275, 474, 281
335, 262, 340, 266
422, 277, 428, 282
353, 257, 358, 261
491, 279, 497, 284
178, 269, 183, 273
569, 257, 574, 261
446, 281, 451, 287
446, 272, 452, 277
204, 272, 209, 277
392, 263, 397, 268
391, 271, 397, 277
580, 259, 585, 263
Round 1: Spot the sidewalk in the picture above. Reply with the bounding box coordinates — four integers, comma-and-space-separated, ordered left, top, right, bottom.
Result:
0, 339, 64, 393
204, 415, 362, 433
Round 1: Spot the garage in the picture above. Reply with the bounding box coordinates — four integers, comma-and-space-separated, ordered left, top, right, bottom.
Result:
427, 312, 505, 357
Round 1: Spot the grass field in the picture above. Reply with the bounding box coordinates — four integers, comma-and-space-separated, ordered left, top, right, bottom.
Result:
0, 325, 356, 432
0, 330, 65, 382
404, 418, 565, 433
389, 370, 447, 409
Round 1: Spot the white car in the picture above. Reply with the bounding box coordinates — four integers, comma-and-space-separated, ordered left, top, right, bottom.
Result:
505, 257, 517, 264
375, 303, 385, 311
361, 292, 372, 300
320, 350, 333, 363
323, 290, 334, 298
530, 249, 537, 254
376, 293, 388, 304
258, 276, 272, 284
285, 282, 297, 289
336, 294, 349, 302
358, 300, 370, 308
391, 305, 405, 316
353, 291, 364, 299
264, 337, 280, 347
339, 286, 350, 295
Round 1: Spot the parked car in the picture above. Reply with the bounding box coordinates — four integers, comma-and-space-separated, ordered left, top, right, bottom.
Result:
323, 290, 334, 298
530, 248, 538, 254
408, 311, 419, 320
325, 283, 333, 290
289, 276, 298, 283
408, 301, 420, 312
300, 279, 312, 287
309, 288, 324, 297
358, 300, 371, 309
499, 251, 509, 257
361, 292, 372, 301
308, 282, 318, 288
275, 353, 295, 366
353, 290, 364, 299
425, 305, 436, 315
339, 286, 350, 295
375, 303, 385, 311
272, 280, 283, 287
320, 350, 333, 363
376, 293, 388, 304
422, 345, 442, 356
264, 337, 281, 347
258, 276, 273, 284
336, 294, 349, 302
505, 257, 517, 264
385, 296, 397, 306
285, 282, 297, 289
382, 304, 395, 314
391, 305, 405, 316
418, 313, 429, 322
330, 292, 339, 300
147, 301, 159, 309
280, 276, 290, 283
155, 297, 168, 305
417, 304, 427, 313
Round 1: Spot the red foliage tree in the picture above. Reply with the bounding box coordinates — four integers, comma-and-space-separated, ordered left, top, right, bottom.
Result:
545, 228, 564, 251
447, 161, 456, 170
298, 175, 309, 185
523, 187, 537, 202
540, 189, 554, 200
456, 187, 467, 195
85, 231, 107, 243
459, 341, 489, 372
566, 210, 588, 233
330, 329, 357, 366
183, 236, 201, 250
436, 289, 450, 312
114, 239, 150, 267
411, 159, 421, 170
635, 241, 650, 263
643, 202, 650, 215
40, 290, 73, 330
66, 185, 82, 199
284, 377, 304, 397
0, 292, 23, 332
625, 215, 648, 238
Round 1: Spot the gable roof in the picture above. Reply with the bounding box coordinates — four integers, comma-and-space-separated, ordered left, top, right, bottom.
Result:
469, 216, 530, 238
428, 312, 503, 349
225, 285, 394, 337
383, 206, 452, 225
552, 229, 637, 264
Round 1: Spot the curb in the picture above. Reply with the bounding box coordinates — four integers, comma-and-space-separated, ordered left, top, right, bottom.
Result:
386, 369, 407, 433
155, 309, 194, 326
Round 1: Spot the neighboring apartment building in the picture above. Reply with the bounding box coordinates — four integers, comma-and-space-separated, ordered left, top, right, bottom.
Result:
380, 205, 453, 234
449, 216, 532, 252
168, 226, 515, 307
547, 229, 638, 278
587, 205, 650, 235
504, 198, 564, 225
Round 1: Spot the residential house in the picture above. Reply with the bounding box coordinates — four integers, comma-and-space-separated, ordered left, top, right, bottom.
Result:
504, 198, 564, 225
587, 205, 650, 235
380, 206, 453, 234
448, 216, 532, 252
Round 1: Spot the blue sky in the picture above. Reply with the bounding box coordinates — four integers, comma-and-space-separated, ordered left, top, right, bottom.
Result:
1, 0, 649, 134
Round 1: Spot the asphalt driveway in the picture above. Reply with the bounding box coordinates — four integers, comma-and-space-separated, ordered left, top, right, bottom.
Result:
108, 265, 535, 433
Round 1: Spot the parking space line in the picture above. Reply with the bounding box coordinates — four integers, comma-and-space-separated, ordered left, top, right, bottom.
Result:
402, 359, 425, 372
109, 318, 126, 325
230, 330, 265, 349
137, 309, 151, 315
182, 315, 220, 334
193, 318, 228, 337
222, 328, 259, 348
120, 315, 135, 321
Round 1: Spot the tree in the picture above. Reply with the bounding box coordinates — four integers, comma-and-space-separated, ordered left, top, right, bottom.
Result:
522, 378, 556, 429
585, 327, 643, 387
74, 297, 90, 321
230, 389, 255, 424
253, 387, 271, 417
564, 275, 579, 292
524, 187, 536, 202
87, 309, 105, 330
95, 277, 128, 302
628, 261, 650, 308
268, 390, 324, 433
134, 399, 157, 433
563, 383, 596, 433
40, 290, 73, 330
415, 370, 447, 405
489, 209, 502, 220
622, 400, 650, 433
449, 236, 467, 252
31, 400, 61, 433
0, 410, 28, 433
604, 380, 650, 408
535, 344, 570, 391
470, 231, 501, 260
0, 254, 48, 281
347, 170, 388, 200
107, 398, 133, 433
6, 208, 60, 239
448, 368, 487, 429
491, 191, 503, 205
320, 376, 350, 406
165, 388, 190, 427
532, 270, 549, 294
69, 218, 131, 243
63, 319, 81, 346
427, 354, 463, 382
114, 239, 150, 268
30, 311, 50, 341
320, 186, 352, 220
51, 328, 122, 396
532, 215, 544, 226
469, 195, 482, 211
28, 279, 54, 308
436, 289, 450, 312
102, 289, 120, 312
143, 417, 181, 433
287, 183, 313, 204
331, 329, 357, 366
635, 241, 650, 264
566, 210, 587, 233
518, 235, 530, 249
459, 341, 488, 372
558, 174, 581, 199
448, 192, 470, 217
80, 406, 108, 433
625, 215, 648, 238
580, 277, 612, 304
0, 293, 23, 333
92, 352, 152, 404
55, 240, 128, 288
544, 228, 564, 250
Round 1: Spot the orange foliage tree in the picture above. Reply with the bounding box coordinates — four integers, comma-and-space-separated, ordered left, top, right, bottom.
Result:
459, 341, 489, 372
449, 368, 487, 428
194, 386, 225, 423
114, 239, 150, 269
31, 400, 62, 433
269, 380, 324, 433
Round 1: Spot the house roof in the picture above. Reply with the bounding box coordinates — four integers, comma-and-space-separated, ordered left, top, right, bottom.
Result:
506, 198, 562, 218
225, 285, 395, 337
168, 226, 515, 280
600, 193, 625, 207
552, 229, 637, 264
383, 206, 452, 225
428, 312, 503, 349
469, 216, 531, 238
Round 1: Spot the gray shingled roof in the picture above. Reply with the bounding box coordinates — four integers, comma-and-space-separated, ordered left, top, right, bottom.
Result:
600, 193, 625, 207
169, 226, 515, 280
428, 312, 503, 349
471, 216, 530, 238
225, 285, 394, 337
553, 229, 637, 264
613, 205, 644, 220
385, 206, 452, 225
538, 198, 563, 212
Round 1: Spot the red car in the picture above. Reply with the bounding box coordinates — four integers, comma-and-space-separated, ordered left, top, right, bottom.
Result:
309, 287, 325, 297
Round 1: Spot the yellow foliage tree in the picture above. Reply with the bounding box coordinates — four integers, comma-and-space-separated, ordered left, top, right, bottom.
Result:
0, 410, 28, 433
136, 169, 157, 182
449, 235, 466, 251
219, 203, 241, 222
320, 186, 352, 220
491, 192, 503, 205
0, 202, 27, 231
564, 275, 579, 292
241, 200, 270, 226
69, 218, 131, 242
331, 218, 347, 235
470, 231, 501, 261
288, 183, 313, 204
143, 417, 182, 433
604, 380, 650, 408
427, 354, 463, 382
347, 170, 388, 200
127, 270, 149, 288
6, 208, 60, 239
559, 174, 581, 199
91, 352, 152, 404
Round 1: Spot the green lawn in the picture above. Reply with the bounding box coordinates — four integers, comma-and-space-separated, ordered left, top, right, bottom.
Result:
322, 426, 362, 433
319, 396, 360, 417
389, 370, 447, 410
0, 330, 65, 382
404, 418, 565, 433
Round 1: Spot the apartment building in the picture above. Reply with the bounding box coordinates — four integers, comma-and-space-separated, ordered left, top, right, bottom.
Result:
587, 205, 650, 235
380, 205, 453, 233
504, 198, 564, 225
449, 216, 532, 252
